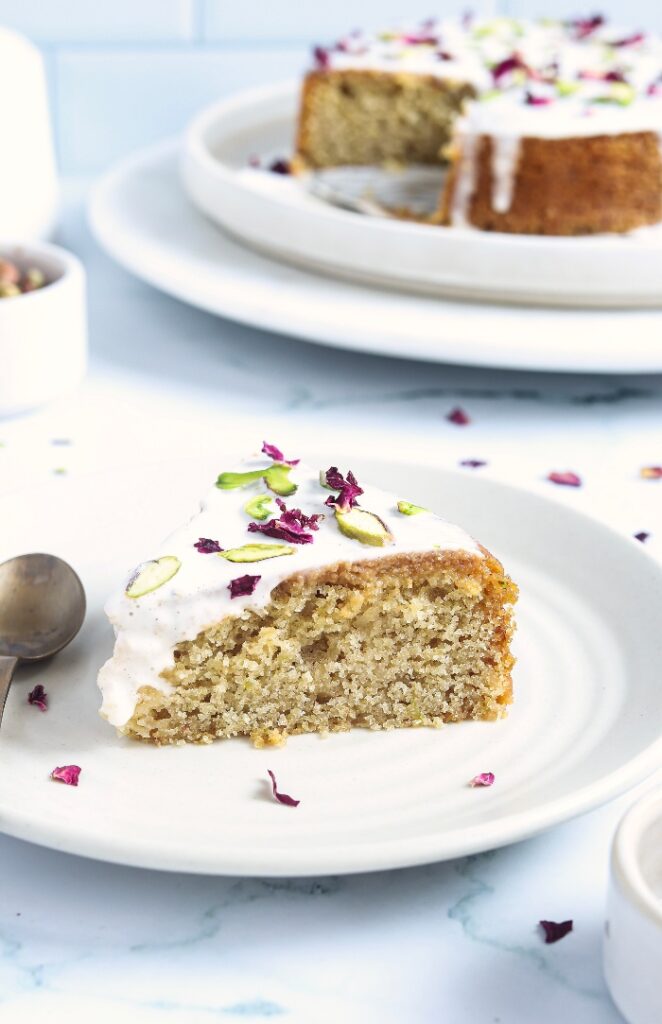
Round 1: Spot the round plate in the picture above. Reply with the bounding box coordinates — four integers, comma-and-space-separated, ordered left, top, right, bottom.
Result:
88, 140, 662, 374
182, 81, 662, 309
2, 454, 661, 876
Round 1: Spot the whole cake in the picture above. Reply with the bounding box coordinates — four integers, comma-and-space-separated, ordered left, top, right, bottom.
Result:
295, 15, 662, 235
98, 445, 517, 745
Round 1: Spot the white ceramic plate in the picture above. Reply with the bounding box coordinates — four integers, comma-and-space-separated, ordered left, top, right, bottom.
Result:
182, 81, 662, 309
2, 454, 662, 876
88, 141, 662, 374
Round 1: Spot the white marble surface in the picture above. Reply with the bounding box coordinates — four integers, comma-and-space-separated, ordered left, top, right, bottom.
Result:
0, 182, 661, 1023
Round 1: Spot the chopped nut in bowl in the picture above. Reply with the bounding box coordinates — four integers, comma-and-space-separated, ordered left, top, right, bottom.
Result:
0, 240, 87, 417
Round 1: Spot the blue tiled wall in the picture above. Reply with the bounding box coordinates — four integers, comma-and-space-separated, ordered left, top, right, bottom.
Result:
0, 0, 659, 174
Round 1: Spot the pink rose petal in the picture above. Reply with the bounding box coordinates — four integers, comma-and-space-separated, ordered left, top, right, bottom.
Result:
267, 769, 300, 807
540, 919, 573, 944
640, 466, 662, 479
470, 772, 495, 788
27, 684, 48, 712
547, 471, 581, 487
229, 574, 261, 599
447, 407, 471, 426
51, 765, 81, 786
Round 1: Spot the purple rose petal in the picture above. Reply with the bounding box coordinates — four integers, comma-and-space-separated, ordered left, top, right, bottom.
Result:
322, 468, 364, 513
248, 498, 323, 545
51, 765, 81, 786
313, 45, 330, 69
460, 459, 487, 468
268, 159, 291, 176
267, 769, 300, 807
569, 15, 604, 40
261, 441, 299, 466
28, 684, 48, 712
540, 919, 573, 944
470, 772, 495, 788
634, 531, 650, 542
229, 574, 261, 599
194, 537, 223, 554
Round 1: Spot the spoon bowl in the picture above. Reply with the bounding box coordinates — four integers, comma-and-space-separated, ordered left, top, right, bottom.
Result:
0, 553, 85, 723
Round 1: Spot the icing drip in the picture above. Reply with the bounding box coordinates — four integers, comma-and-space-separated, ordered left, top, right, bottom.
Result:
490, 135, 521, 213
450, 133, 478, 227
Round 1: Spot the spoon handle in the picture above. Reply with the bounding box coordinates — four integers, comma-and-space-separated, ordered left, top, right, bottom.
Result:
0, 656, 18, 726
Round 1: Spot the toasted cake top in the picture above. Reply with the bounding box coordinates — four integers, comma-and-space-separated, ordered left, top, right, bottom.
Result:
311, 15, 662, 139
98, 450, 482, 727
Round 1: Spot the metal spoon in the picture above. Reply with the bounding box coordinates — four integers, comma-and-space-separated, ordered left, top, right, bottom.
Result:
0, 554, 86, 726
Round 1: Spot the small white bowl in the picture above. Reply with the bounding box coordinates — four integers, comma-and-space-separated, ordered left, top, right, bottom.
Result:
604, 787, 662, 1024
0, 241, 87, 417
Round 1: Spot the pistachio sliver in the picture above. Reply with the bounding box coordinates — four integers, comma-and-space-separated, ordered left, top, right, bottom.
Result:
264, 463, 297, 497
243, 494, 274, 521
220, 543, 295, 563
335, 508, 393, 546
215, 468, 265, 490
126, 555, 181, 598
397, 500, 428, 516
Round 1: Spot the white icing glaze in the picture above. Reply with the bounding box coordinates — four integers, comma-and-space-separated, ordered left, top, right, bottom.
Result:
98, 458, 483, 728
315, 16, 662, 141
450, 132, 478, 226
490, 135, 521, 213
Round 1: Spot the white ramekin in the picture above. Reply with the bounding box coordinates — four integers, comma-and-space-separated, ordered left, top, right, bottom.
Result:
604, 786, 662, 1024
0, 241, 87, 417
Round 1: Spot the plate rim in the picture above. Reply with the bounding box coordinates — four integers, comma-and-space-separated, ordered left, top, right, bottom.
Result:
181, 79, 662, 308
87, 140, 662, 376
2, 457, 662, 876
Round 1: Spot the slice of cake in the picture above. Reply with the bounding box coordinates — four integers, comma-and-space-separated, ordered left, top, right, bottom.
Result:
98, 445, 517, 745
295, 16, 662, 235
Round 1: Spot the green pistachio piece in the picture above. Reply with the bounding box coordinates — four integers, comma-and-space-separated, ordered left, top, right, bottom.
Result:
335, 508, 393, 547
264, 463, 297, 497
216, 468, 265, 490
556, 79, 580, 97
219, 543, 294, 563
243, 494, 274, 521
397, 500, 428, 516
126, 555, 181, 598
479, 88, 501, 102
595, 83, 636, 106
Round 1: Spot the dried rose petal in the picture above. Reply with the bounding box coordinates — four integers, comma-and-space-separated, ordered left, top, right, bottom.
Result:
229, 574, 261, 599
569, 15, 604, 40
540, 919, 573, 944
640, 466, 662, 479
27, 684, 48, 712
51, 765, 81, 786
194, 537, 223, 554
402, 32, 438, 45
547, 471, 581, 487
525, 91, 553, 106
447, 407, 471, 426
267, 769, 300, 807
248, 498, 323, 545
323, 468, 364, 513
460, 459, 487, 468
612, 31, 645, 48
470, 772, 495, 788
261, 442, 299, 465
492, 53, 534, 84
313, 45, 330, 69
634, 531, 650, 542
268, 158, 291, 176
